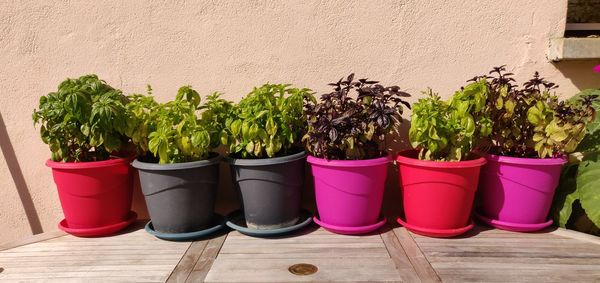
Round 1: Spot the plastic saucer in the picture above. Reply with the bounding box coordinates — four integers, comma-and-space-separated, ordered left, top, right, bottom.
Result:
58, 211, 137, 237
145, 214, 225, 241
226, 209, 313, 237
313, 216, 386, 235
396, 216, 474, 238
475, 212, 553, 232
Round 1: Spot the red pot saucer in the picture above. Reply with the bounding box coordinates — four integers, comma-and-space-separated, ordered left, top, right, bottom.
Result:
313, 216, 386, 235
58, 211, 137, 237
475, 212, 553, 232
396, 217, 474, 238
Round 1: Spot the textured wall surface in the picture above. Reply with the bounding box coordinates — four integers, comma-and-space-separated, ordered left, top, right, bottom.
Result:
1, 1, 599, 243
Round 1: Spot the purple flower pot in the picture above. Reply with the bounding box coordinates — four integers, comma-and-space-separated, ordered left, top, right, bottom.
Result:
476, 153, 566, 232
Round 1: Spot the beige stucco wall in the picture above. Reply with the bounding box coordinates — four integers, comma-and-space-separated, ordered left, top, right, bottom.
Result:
1, 1, 599, 243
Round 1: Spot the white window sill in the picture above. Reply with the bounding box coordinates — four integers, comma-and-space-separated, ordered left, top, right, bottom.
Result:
547, 37, 600, 61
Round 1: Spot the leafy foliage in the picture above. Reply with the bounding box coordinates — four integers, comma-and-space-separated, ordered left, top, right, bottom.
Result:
551, 88, 600, 235
409, 80, 491, 161
303, 74, 410, 160
476, 66, 596, 158
33, 75, 130, 162
127, 86, 231, 164
220, 84, 313, 158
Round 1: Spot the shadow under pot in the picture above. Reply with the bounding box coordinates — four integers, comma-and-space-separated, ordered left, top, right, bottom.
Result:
132, 153, 221, 234
226, 150, 307, 230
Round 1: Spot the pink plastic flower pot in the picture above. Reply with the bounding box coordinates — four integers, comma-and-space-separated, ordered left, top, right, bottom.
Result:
476, 153, 566, 232
396, 150, 485, 237
307, 154, 390, 234
46, 157, 135, 236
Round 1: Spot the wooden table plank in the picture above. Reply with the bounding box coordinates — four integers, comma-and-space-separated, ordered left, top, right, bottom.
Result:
393, 227, 441, 283
166, 240, 209, 283
0, 230, 67, 251
0, 227, 190, 283
379, 224, 422, 283
205, 227, 402, 282
185, 232, 228, 282
205, 258, 401, 282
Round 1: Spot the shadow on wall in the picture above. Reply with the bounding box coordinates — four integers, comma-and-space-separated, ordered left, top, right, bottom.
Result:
552, 60, 600, 90
0, 113, 43, 234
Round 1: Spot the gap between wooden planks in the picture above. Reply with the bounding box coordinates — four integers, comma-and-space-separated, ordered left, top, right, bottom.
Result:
166, 231, 228, 283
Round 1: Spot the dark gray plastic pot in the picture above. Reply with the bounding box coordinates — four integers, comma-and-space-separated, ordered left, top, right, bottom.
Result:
227, 150, 307, 230
132, 154, 221, 234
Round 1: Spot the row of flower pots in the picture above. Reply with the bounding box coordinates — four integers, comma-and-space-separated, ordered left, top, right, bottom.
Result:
34, 67, 597, 239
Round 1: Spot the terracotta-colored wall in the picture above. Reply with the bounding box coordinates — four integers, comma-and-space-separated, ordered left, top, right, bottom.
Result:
1, 1, 599, 243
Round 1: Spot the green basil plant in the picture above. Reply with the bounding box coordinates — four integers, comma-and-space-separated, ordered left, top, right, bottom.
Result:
127, 86, 231, 164
33, 75, 131, 162
409, 80, 491, 161
220, 83, 314, 158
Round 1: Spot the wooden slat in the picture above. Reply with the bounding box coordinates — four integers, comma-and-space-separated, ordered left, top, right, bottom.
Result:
205, 258, 401, 283
185, 233, 228, 282
166, 241, 209, 283
393, 227, 441, 283
435, 268, 600, 282
204, 226, 401, 282
379, 224, 422, 283
549, 227, 600, 245
0, 224, 189, 283
414, 225, 600, 283
426, 256, 600, 265
0, 230, 67, 251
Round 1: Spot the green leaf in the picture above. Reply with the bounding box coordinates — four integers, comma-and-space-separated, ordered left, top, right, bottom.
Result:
551, 163, 579, 227
241, 121, 250, 140
577, 152, 600, 228
231, 119, 242, 137
495, 96, 503, 110
246, 141, 254, 155
527, 107, 541, 125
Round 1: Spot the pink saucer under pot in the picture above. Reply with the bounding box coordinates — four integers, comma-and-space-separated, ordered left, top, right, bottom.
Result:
58, 211, 137, 237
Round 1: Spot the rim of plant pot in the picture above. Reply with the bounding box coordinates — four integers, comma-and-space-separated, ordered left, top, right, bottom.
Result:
131, 152, 222, 170
307, 153, 391, 167
396, 149, 486, 168
225, 150, 307, 166
478, 152, 567, 166
46, 156, 133, 169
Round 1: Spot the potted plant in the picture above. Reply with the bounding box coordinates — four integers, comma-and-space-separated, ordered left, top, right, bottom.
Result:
303, 74, 411, 235
221, 83, 314, 233
129, 86, 231, 238
33, 74, 136, 236
475, 66, 597, 232
396, 81, 490, 237
551, 68, 600, 236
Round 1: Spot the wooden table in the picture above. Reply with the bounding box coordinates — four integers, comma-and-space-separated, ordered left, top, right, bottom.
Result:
1, 220, 599, 282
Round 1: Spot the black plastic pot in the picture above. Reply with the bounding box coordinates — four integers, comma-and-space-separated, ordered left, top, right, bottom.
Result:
132, 154, 221, 233
227, 150, 307, 230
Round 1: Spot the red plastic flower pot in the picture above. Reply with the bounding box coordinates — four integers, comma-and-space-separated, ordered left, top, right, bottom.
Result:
395, 150, 485, 237
46, 157, 135, 236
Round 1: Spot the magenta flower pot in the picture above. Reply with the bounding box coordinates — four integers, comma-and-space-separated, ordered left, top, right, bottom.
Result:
307, 155, 390, 234
476, 153, 566, 232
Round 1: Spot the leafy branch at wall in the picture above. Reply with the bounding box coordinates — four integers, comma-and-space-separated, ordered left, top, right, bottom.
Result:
551, 88, 600, 236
